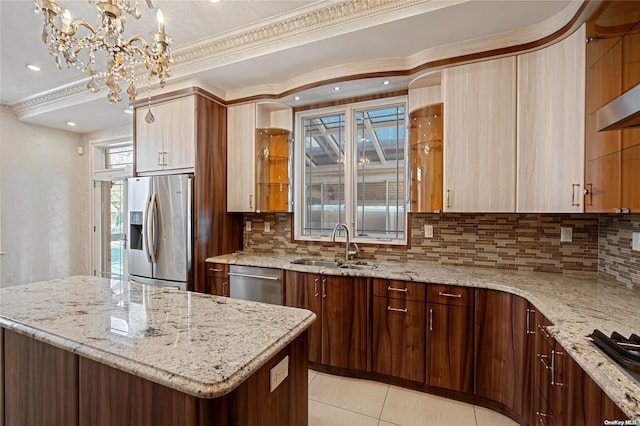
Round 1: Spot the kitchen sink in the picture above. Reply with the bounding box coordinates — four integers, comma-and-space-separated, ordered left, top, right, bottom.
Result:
290, 258, 342, 268
339, 263, 377, 270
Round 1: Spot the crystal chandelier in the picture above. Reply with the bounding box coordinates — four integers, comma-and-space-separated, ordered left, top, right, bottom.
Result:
34, 0, 172, 115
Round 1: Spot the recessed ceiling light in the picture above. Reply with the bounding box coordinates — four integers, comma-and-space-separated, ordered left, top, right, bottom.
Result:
209, 0, 221, 3
66, 121, 76, 127
334, 86, 341, 91
124, 108, 134, 114
27, 64, 41, 72
294, 96, 300, 101
383, 80, 390, 85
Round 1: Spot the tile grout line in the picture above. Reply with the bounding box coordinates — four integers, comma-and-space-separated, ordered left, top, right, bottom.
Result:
308, 399, 382, 422
473, 405, 479, 426
378, 384, 391, 422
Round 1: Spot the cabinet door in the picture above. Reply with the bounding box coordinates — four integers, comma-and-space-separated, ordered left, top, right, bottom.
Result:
475, 289, 528, 414
135, 107, 164, 174
227, 103, 256, 212
443, 56, 516, 212
517, 25, 586, 213
372, 296, 425, 382
426, 302, 473, 393
135, 96, 196, 174
162, 96, 196, 171
284, 271, 322, 364
206, 276, 229, 297
322, 276, 368, 370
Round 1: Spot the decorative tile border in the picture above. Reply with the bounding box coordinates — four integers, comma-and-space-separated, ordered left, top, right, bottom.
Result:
242, 213, 600, 274
598, 214, 640, 291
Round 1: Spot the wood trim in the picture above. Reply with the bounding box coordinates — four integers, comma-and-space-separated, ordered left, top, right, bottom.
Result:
226, 1, 591, 106
133, 87, 226, 108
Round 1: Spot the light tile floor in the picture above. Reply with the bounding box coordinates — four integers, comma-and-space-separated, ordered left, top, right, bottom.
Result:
308, 370, 519, 426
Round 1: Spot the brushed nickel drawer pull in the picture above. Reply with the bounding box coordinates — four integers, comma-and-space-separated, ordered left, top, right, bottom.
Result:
387, 306, 407, 313
538, 353, 551, 370
387, 286, 408, 293
526, 308, 536, 334
438, 291, 462, 298
429, 308, 433, 331
538, 324, 551, 338
209, 268, 223, 272
314, 278, 319, 297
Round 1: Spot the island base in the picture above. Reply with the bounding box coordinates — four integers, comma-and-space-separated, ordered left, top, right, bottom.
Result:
1, 327, 309, 426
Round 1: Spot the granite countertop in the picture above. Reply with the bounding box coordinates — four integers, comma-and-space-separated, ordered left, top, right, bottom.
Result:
0, 275, 315, 399
207, 252, 640, 419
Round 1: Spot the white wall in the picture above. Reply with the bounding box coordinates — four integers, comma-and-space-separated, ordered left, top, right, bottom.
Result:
0, 109, 91, 286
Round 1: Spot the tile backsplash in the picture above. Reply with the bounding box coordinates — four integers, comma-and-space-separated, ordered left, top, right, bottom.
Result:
598, 214, 640, 290
242, 213, 600, 274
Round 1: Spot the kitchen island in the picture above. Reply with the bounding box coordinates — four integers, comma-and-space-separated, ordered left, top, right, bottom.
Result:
0, 275, 315, 425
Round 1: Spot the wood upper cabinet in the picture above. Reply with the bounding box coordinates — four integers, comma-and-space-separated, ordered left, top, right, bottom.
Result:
584, 3, 640, 213
516, 25, 586, 213
474, 289, 529, 415
372, 279, 426, 382
426, 284, 474, 393
227, 102, 292, 213
284, 271, 368, 370
443, 56, 517, 212
135, 95, 196, 174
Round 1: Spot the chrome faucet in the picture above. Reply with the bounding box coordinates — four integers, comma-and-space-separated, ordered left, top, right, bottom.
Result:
331, 223, 359, 261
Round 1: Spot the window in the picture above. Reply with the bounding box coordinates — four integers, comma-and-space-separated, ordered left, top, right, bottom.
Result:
295, 98, 407, 244
105, 145, 133, 169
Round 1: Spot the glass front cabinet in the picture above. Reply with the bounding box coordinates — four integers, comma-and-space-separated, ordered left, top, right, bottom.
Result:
409, 103, 443, 213
227, 101, 293, 213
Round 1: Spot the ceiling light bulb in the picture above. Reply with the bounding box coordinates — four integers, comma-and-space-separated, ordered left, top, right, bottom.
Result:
294, 96, 301, 101
383, 80, 390, 85
27, 64, 41, 72
66, 121, 76, 127
334, 86, 341, 91
210, 0, 222, 3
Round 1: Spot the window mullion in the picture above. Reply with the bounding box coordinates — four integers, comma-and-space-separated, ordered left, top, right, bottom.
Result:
344, 106, 355, 235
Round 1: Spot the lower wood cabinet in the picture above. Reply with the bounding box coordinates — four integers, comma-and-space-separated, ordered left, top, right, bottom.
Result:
372, 279, 426, 382
426, 287, 474, 393
284, 271, 368, 370
474, 289, 529, 416
205, 263, 229, 296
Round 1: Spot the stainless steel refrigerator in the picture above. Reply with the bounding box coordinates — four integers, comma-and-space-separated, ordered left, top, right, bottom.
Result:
127, 174, 192, 290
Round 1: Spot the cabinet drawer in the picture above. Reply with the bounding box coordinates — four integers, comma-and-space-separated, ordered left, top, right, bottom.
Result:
427, 284, 472, 307
207, 263, 228, 278
373, 279, 425, 302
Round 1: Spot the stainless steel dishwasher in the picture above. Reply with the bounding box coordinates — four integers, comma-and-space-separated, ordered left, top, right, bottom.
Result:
228, 265, 282, 305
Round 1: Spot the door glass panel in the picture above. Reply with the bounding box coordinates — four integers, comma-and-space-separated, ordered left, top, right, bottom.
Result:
302, 113, 346, 237
354, 105, 405, 239
100, 180, 126, 279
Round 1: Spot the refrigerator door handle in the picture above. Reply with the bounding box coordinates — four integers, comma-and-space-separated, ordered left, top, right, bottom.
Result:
148, 193, 158, 264
143, 193, 152, 263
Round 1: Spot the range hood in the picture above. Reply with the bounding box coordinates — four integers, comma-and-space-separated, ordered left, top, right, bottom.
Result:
596, 83, 640, 131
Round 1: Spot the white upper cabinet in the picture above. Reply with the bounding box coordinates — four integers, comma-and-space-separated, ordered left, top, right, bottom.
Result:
443, 56, 517, 212
135, 95, 196, 175
516, 25, 586, 213
227, 101, 293, 213
227, 103, 257, 212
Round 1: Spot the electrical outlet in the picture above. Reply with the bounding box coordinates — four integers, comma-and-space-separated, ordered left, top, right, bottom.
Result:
633, 232, 640, 252
270, 356, 289, 392
245, 221, 251, 232
560, 227, 572, 243
5, 273, 14, 284
264, 222, 271, 232
424, 224, 433, 238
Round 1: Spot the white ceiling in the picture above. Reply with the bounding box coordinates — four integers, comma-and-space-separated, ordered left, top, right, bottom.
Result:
0, 0, 577, 134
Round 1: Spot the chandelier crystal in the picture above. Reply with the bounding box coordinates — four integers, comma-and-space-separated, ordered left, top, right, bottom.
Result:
34, 0, 173, 108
